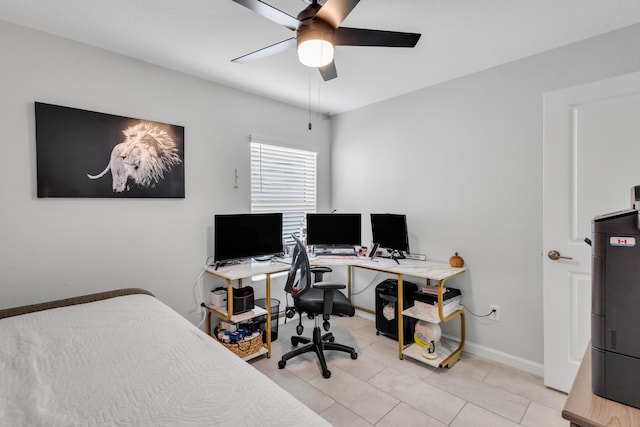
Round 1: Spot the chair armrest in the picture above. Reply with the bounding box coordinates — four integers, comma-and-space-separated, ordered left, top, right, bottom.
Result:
314, 282, 344, 317
310, 266, 332, 282
314, 282, 346, 290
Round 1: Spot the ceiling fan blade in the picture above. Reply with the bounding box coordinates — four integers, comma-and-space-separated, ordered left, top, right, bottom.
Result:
315, 0, 360, 29
232, 38, 297, 63
232, 0, 300, 31
319, 61, 337, 81
335, 27, 421, 47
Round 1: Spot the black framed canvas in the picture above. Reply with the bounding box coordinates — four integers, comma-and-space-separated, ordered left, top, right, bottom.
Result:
35, 102, 185, 198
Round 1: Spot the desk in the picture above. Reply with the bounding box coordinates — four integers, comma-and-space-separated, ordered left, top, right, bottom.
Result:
562, 345, 640, 426
204, 261, 290, 359
310, 257, 466, 368
205, 257, 466, 367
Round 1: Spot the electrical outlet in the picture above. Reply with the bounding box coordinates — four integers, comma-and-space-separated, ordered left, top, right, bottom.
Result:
489, 305, 500, 321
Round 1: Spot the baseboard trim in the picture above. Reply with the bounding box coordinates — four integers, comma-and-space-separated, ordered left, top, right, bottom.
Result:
443, 333, 544, 377
356, 309, 375, 322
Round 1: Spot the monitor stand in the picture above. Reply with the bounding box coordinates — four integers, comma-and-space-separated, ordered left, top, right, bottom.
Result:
388, 249, 405, 264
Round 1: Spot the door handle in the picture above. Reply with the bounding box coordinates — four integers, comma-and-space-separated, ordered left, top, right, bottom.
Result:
548, 250, 573, 261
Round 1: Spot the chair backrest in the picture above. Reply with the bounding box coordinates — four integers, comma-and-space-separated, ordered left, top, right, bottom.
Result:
284, 235, 312, 299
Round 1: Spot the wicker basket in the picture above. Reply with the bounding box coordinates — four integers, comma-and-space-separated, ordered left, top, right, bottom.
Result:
217, 330, 263, 358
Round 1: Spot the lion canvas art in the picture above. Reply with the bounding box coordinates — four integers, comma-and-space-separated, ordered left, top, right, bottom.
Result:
87, 122, 182, 192
35, 103, 184, 198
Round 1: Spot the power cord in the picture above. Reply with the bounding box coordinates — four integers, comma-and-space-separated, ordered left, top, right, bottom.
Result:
196, 305, 208, 328
461, 304, 496, 318
186, 266, 207, 327
351, 272, 383, 296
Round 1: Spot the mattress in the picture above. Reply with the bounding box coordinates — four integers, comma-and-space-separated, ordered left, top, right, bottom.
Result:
0, 291, 330, 426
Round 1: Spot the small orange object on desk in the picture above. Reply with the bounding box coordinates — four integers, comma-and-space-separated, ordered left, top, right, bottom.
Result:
449, 252, 464, 268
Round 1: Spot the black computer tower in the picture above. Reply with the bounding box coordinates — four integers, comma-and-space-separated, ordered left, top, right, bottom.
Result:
375, 279, 418, 344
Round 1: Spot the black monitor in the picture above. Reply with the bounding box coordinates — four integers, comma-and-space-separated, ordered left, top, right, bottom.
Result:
370, 213, 410, 253
306, 213, 361, 247
214, 213, 283, 263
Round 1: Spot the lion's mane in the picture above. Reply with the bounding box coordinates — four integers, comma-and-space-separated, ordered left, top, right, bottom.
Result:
87, 122, 181, 192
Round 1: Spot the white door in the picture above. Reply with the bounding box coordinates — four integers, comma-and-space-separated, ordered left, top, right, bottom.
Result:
543, 71, 640, 392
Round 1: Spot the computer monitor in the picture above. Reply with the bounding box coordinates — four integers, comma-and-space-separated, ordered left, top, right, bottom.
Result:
213, 213, 283, 263
370, 213, 410, 253
306, 213, 361, 247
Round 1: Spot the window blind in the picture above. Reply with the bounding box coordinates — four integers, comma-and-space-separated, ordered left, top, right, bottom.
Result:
250, 138, 317, 245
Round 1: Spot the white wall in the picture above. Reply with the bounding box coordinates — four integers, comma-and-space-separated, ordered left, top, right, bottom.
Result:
330, 23, 640, 373
0, 20, 331, 322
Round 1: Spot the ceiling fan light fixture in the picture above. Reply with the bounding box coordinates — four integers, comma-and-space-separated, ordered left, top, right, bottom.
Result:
298, 38, 334, 67
232, 0, 421, 81
297, 21, 335, 68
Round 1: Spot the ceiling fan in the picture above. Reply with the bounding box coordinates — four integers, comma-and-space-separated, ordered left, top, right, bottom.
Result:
231, 0, 421, 81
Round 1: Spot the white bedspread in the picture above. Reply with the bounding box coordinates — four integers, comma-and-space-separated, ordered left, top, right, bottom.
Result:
0, 294, 330, 426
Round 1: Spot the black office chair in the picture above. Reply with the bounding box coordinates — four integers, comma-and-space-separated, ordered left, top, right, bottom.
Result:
278, 236, 357, 378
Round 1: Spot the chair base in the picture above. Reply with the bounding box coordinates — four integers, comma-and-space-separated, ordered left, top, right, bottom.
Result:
278, 325, 357, 378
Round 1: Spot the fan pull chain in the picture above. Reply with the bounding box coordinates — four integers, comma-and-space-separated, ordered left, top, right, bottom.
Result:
308, 75, 312, 130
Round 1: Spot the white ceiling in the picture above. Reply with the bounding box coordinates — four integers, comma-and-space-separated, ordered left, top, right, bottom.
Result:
2, 0, 640, 115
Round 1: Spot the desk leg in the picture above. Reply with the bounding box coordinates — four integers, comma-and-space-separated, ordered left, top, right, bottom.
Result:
397, 274, 404, 360
440, 310, 465, 368
265, 273, 272, 358
226, 279, 234, 319
437, 277, 466, 368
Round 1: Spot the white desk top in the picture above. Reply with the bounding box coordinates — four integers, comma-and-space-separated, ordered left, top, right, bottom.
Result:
204, 260, 290, 281
205, 257, 465, 282
348, 258, 466, 281
280, 256, 465, 281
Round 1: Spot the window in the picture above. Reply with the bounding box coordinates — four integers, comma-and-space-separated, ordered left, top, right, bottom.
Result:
250, 137, 317, 246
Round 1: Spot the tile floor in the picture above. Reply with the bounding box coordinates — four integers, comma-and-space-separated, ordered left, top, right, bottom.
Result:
250, 315, 569, 427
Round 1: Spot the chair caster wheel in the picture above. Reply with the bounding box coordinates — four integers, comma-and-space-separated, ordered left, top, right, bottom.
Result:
376, 331, 380, 335
351, 352, 358, 360
328, 336, 335, 343
291, 337, 298, 347
278, 360, 286, 369
322, 370, 331, 379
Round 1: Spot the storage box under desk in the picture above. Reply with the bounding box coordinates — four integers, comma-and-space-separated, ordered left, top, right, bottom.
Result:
414, 287, 461, 305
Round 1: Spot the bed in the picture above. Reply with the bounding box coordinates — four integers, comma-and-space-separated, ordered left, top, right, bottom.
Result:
0, 288, 330, 426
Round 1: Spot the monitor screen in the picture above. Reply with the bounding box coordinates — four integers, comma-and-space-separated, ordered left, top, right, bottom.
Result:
214, 213, 283, 262
306, 213, 362, 247
370, 213, 410, 253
